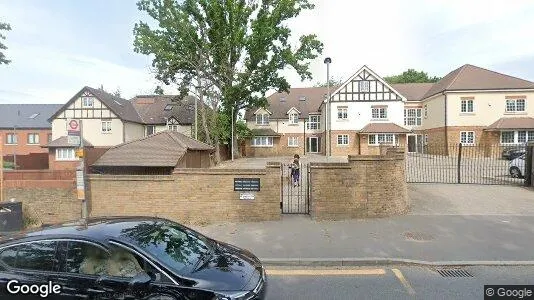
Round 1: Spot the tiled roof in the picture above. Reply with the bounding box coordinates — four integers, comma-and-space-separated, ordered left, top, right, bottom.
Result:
43, 136, 93, 148
251, 128, 281, 136
131, 95, 198, 125
486, 117, 534, 130
423, 64, 534, 99
359, 123, 412, 133
390, 83, 434, 101
92, 130, 213, 167
0, 104, 62, 129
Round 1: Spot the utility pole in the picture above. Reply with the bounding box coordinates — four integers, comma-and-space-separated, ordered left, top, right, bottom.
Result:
13, 125, 17, 169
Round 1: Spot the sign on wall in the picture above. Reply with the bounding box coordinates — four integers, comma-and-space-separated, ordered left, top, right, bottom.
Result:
67, 119, 81, 146
234, 178, 260, 191
239, 193, 255, 200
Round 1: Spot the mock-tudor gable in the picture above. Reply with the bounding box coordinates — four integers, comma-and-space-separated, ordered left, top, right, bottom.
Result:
330, 66, 406, 102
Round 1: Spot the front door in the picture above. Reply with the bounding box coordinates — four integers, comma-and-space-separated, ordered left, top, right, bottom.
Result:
306, 137, 319, 153
407, 135, 416, 153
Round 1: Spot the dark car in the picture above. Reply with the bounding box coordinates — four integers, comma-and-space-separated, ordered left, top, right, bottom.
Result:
0, 216, 266, 300
502, 147, 526, 160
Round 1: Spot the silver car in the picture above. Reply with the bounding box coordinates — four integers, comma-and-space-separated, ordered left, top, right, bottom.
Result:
509, 154, 526, 178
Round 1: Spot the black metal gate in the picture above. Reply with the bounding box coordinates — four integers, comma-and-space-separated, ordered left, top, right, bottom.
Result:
280, 163, 310, 214
406, 144, 532, 185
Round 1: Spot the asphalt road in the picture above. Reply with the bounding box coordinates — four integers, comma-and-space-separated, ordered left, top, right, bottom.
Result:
264, 265, 534, 300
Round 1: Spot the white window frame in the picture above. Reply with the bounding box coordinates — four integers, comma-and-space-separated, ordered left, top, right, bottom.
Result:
424, 105, 428, 118
505, 99, 526, 112
371, 107, 387, 120
337, 134, 349, 146
359, 81, 370, 92
404, 108, 422, 126
145, 125, 156, 136
460, 131, 475, 146
6, 133, 17, 144
307, 115, 321, 130
101, 120, 112, 133
288, 136, 299, 147
168, 125, 179, 132
337, 107, 348, 120
500, 130, 534, 145
368, 134, 396, 146
255, 113, 270, 125
81, 96, 94, 108
289, 112, 299, 125
251, 136, 273, 147
27, 133, 40, 145
460, 99, 474, 113
55, 148, 76, 161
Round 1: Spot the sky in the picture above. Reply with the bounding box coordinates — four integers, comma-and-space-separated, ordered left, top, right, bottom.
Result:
1, 0, 534, 104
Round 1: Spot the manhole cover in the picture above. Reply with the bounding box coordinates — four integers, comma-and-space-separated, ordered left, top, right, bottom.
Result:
403, 232, 434, 241
434, 268, 473, 278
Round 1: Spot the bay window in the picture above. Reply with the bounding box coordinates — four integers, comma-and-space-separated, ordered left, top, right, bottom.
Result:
56, 148, 76, 161
252, 136, 273, 147
368, 134, 396, 145
500, 130, 534, 144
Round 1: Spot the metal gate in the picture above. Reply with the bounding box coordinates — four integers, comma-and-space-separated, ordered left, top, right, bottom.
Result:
406, 144, 532, 185
280, 163, 310, 214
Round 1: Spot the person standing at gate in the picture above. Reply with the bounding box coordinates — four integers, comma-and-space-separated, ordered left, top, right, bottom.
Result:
289, 154, 301, 187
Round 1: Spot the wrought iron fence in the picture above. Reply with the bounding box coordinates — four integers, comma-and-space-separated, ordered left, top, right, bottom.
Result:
280, 163, 310, 214
406, 143, 532, 185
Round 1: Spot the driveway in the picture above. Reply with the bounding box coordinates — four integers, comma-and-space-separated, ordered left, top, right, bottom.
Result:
409, 183, 534, 215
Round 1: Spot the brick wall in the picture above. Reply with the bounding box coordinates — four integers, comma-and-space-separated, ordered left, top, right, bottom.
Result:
88, 164, 281, 225
5, 186, 80, 225
329, 130, 360, 156
310, 148, 409, 220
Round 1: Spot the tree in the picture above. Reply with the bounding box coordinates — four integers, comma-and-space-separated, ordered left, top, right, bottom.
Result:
0, 21, 11, 65
313, 77, 344, 87
154, 85, 164, 95
133, 0, 323, 159
384, 69, 441, 84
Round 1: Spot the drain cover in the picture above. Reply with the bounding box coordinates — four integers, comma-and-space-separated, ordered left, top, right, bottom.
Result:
403, 232, 434, 241
434, 268, 473, 278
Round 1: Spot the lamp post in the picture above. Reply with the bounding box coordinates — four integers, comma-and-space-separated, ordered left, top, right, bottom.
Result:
324, 57, 332, 157
231, 105, 234, 161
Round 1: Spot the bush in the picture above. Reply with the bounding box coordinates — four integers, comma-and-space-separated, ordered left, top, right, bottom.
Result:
22, 206, 40, 229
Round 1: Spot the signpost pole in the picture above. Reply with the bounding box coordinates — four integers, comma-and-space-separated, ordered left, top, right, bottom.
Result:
0, 135, 3, 202
78, 120, 87, 219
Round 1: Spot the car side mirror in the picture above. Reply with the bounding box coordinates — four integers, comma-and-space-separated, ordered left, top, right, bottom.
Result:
129, 272, 151, 288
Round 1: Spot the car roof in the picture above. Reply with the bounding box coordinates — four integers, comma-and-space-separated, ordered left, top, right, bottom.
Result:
0, 216, 172, 247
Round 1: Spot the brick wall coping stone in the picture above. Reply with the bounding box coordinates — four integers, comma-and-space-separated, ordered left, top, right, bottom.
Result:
88, 175, 174, 181
309, 162, 351, 169
173, 168, 267, 175
348, 155, 404, 161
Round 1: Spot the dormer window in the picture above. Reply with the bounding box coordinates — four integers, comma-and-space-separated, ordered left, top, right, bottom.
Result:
299, 96, 306, 101
289, 112, 299, 124
256, 113, 270, 125
164, 104, 173, 111
82, 97, 94, 107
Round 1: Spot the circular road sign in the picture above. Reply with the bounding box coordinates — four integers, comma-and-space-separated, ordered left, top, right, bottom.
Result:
69, 120, 79, 131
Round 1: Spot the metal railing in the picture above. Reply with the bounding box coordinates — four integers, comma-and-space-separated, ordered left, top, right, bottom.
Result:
406, 144, 532, 185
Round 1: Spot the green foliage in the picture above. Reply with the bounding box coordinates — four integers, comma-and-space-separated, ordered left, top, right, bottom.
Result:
154, 85, 164, 95
22, 207, 39, 229
384, 69, 441, 84
211, 112, 252, 143
133, 0, 323, 144
0, 21, 11, 65
313, 77, 344, 87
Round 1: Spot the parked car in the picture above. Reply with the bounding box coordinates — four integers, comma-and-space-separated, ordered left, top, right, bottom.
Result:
0, 216, 266, 300
502, 147, 526, 160
509, 154, 526, 178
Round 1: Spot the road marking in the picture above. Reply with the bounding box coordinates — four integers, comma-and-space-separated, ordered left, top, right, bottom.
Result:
266, 268, 386, 276
392, 268, 415, 295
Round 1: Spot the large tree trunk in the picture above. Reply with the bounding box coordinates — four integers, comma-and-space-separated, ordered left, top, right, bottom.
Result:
198, 93, 211, 145
232, 107, 241, 159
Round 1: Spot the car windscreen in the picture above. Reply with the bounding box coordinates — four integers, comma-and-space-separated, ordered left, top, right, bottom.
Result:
117, 220, 211, 275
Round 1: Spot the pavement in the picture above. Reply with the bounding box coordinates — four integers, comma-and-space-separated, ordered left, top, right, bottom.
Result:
265, 265, 534, 299
193, 184, 534, 266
